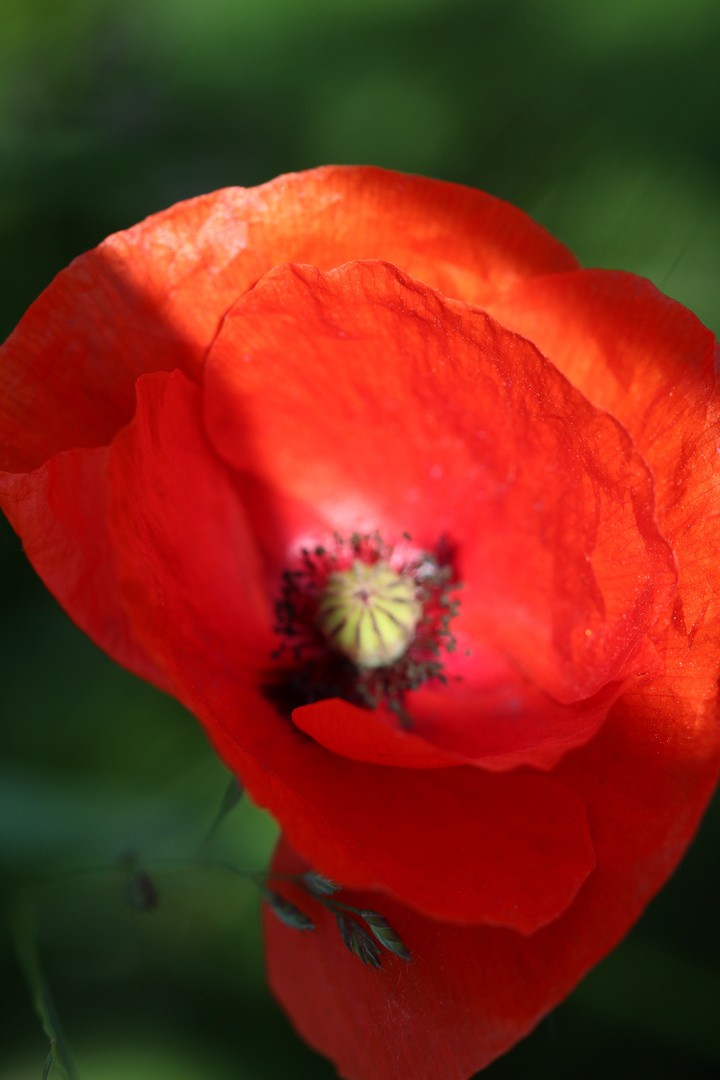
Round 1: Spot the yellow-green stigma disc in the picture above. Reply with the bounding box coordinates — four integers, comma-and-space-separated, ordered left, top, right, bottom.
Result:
316, 560, 423, 669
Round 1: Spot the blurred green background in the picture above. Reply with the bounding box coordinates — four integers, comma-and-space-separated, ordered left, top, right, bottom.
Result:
2, 0, 720, 1077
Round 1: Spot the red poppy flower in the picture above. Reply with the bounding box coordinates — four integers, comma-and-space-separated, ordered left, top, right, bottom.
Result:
2, 166, 719, 1079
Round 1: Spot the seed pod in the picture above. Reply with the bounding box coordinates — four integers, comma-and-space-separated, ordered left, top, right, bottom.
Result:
264, 890, 314, 932
359, 909, 412, 962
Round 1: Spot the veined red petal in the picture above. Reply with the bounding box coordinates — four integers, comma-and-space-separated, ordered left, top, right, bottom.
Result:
292, 635, 661, 772
266, 691, 720, 1080
293, 676, 629, 774
375, 666, 645, 771
204, 259, 676, 719
212, 164, 579, 311
99, 368, 594, 929
106, 370, 275, 685
0, 452, 171, 691
490, 271, 720, 736
0, 167, 576, 473
220, 720, 595, 931
291, 698, 467, 768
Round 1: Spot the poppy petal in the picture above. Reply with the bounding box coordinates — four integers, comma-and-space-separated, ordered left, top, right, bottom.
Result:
106, 369, 276, 684
265, 693, 720, 1080
291, 664, 650, 772
0, 451, 171, 690
216, 718, 596, 931
210, 164, 579, 311
490, 270, 720, 725
204, 259, 676, 718
391, 663, 650, 771
291, 698, 469, 768
0, 166, 575, 473
102, 369, 595, 929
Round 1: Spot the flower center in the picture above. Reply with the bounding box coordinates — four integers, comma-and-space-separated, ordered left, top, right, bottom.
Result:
267, 532, 460, 723
316, 560, 423, 669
